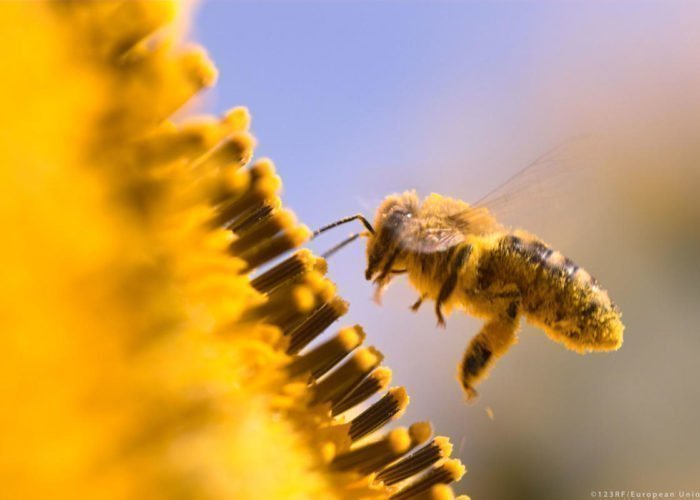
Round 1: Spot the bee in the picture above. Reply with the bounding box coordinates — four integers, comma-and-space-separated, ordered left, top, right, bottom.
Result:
312, 157, 624, 400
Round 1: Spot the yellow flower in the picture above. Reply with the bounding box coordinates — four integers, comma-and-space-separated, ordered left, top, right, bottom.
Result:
0, 1, 467, 499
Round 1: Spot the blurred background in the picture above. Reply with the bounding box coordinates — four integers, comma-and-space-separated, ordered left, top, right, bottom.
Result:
193, 2, 700, 499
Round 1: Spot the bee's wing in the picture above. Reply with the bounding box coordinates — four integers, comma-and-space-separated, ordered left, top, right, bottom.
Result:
398, 222, 467, 254
392, 137, 603, 255
472, 135, 605, 227
396, 200, 503, 255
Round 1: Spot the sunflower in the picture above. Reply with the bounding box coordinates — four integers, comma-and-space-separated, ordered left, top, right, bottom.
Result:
0, 2, 467, 499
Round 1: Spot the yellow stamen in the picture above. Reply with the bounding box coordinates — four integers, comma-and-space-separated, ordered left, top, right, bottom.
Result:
193, 132, 256, 172
215, 159, 281, 226
376, 436, 453, 486
332, 427, 411, 474
1, 2, 470, 497
227, 198, 280, 233
409, 422, 433, 447
250, 249, 323, 294
238, 225, 311, 272
332, 366, 392, 416
311, 347, 383, 406
287, 296, 348, 354
390, 459, 466, 500
229, 208, 296, 255
349, 387, 409, 441
412, 484, 457, 500
288, 325, 365, 380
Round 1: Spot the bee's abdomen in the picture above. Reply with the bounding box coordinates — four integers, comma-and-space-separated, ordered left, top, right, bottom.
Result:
504, 234, 593, 287
477, 232, 624, 352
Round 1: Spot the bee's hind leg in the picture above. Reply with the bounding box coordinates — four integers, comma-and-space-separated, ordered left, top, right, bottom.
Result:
459, 289, 521, 400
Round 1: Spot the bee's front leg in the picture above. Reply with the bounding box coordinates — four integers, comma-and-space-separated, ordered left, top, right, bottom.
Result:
410, 294, 427, 312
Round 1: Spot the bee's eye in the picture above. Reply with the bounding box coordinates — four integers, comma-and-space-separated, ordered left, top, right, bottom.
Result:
383, 210, 411, 232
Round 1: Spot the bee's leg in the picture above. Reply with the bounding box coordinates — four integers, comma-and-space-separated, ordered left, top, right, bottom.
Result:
459, 289, 521, 400
371, 249, 401, 304
373, 249, 400, 285
410, 294, 427, 312
435, 275, 457, 328
434, 245, 472, 328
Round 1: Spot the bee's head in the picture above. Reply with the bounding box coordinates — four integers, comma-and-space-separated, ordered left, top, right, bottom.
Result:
365, 191, 419, 282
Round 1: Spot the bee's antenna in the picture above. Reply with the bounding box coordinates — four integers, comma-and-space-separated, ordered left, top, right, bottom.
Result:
321, 232, 364, 259
312, 214, 375, 239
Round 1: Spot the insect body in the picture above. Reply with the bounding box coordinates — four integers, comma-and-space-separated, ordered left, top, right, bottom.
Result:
359, 191, 624, 400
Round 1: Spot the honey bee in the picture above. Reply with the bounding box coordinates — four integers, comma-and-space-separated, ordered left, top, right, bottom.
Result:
313, 158, 624, 400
